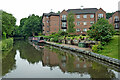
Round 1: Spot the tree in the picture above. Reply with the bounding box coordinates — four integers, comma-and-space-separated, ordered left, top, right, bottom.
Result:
67, 12, 75, 34
20, 14, 43, 37
1, 10, 16, 38
106, 13, 114, 19
87, 18, 114, 44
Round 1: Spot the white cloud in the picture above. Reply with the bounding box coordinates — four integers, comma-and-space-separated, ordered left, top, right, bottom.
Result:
0, 0, 119, 25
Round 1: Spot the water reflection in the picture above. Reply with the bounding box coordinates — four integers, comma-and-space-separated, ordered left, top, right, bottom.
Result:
2, 40, 119, 78
2, 48, 16, 76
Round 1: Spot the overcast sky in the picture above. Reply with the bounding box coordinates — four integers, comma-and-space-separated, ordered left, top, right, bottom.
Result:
0, 0, 120, 25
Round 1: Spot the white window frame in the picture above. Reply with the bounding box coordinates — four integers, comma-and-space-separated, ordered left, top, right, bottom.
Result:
76, 29, 80, 32
83, 22, 87, 25
77, 21, 80, 25
62, 22, 67, 27
47, 21, 49, 23
77, 15, 80, 18
46, 16, 49, 18
115, 23, 119, 28
83, 15, 87, 18
62, 29, 67, 32
90, 15, 94, 18
98, 14, 103, 19
62, 15, 66, 20
83, 28, 87, 32
90, 21, 94, 25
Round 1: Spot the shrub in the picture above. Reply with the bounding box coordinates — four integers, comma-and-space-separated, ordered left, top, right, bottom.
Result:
92, 42, 104, 53
52, 36, 59, 42
92, 45, 98, 53
2, 38, 13, 52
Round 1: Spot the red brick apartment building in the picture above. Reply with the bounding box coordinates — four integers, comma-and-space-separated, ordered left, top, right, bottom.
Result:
42, 8, 106, 35
109, 11, 120, 31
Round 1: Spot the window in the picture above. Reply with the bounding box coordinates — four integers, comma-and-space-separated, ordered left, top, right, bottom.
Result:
76, 29, 80, 32
77, 21, 80, 25
90, 15, 94, 18
77, 15, 80, 18
47, 31, 49, 33
46, 16, 49, 18
62, 15, 66, 20
90, 21, 94, 25
47, 21, 49, 23
98, 14, 103, 19
83, 22, 87, 25
115, 23, 119, 29
62, 29, 67, 32
115, 16, 119, 21
83, 28, 87, 32
47, 26, 49, 27
83, 15, 87, 18
62, 22, 67, 27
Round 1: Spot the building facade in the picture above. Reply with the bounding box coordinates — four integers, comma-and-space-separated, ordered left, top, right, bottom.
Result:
42, 12, 60, 36
42, 8, 106, 35
109, 11, 120, 31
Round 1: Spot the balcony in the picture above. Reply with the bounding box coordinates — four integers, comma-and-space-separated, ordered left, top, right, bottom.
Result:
114, 20, 120, 23
115, 27, 119, 29
61, 18, 67, 22
61, 27, 67, 29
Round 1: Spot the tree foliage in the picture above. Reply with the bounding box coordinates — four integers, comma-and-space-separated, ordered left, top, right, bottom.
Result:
67, 12, 75, 33
19, 14, 43, 37
106, 13, 114, 19
87, 18, 114, 44
1, 10, 16, 38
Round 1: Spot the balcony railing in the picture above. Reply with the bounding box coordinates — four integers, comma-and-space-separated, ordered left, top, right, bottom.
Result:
115, 27, 119, 29
114, 20, 120, 23
61, 27, 67, 29
61, 18, 67, 22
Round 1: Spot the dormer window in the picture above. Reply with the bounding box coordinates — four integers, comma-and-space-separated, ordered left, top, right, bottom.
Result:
98, 14, 103, 19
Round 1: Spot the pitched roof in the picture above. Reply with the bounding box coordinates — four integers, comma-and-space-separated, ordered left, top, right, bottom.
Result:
67, 8, 98, 14
43, 12, 59, 16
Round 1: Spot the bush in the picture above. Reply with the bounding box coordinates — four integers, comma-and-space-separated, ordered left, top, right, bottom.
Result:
92, 42, 104, 53
2, 38, 13, 52
87, 18, 115, 45
92, 45, 99, 53
52, 37, 59, 42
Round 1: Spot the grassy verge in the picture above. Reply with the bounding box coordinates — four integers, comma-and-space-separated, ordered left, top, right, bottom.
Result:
98, 35, 119, 59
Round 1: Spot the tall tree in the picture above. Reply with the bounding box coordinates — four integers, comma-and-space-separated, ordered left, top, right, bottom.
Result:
1, 10, 16, 38
20, 14, 43, 37
67, 12, 75, 34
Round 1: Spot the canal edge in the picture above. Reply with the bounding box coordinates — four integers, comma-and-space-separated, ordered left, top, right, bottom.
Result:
45, 41, 120, 67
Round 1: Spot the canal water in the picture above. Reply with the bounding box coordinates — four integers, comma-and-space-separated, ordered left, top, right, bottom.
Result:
2, 40, 120, 78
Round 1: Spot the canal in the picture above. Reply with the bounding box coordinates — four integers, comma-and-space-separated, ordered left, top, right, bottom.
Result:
2, 40, 120, 78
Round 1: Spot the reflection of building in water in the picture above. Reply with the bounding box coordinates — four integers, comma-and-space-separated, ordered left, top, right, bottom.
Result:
42, 48, 59, 67
42, 48, 92, 74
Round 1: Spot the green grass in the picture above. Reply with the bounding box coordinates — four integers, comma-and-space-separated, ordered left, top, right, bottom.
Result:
98, 35, 119, 59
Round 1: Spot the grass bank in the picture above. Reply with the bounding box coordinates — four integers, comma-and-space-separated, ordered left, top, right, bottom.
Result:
98, 35, 119, 59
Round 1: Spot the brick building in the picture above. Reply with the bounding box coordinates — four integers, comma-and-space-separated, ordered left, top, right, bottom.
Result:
42, 12, 60, 35
109, 11, 120, 31
42, 8, 106, 35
